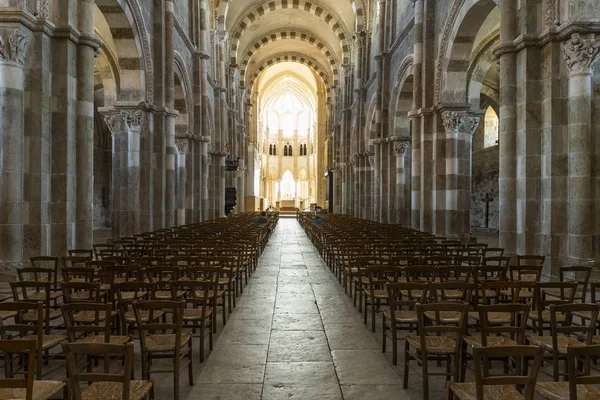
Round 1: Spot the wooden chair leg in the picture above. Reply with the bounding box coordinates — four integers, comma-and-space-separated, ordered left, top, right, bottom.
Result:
403, 340, 410, 389
188, 343, 194, 386
422, 352, 429, 400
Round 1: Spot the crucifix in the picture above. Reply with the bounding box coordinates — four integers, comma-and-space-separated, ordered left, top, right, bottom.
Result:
483, 193, 494, 228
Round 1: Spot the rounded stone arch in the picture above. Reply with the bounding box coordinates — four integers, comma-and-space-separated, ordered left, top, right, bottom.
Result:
389, 55, 414, 138
229, 0, 351, 65
239, 29, 341, 86
246, 53, 333, 92
434, 0, 499, 105
466, 29, 499, 111
94, 44, 120, 107
96, 0, 153, 102
173, 52, 194, 134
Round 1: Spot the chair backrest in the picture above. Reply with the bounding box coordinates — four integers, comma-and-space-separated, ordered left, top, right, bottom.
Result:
68, 249, 93, 260
429, 282, 475, 303
175, 271, 219, 320
0, 302, 43, 341
0, 339, 36, 400
133, 300, 185, 358
473, 345, 545, 400
567, 344, 600, 399
63, 256, 89, 268
478, 303, 531, 345
62, 342, 134, 400
365, 266, 403, 290
534, 282, 578, 314
551, 303, 599, 346
62, 267, 95, 283
480, 281, 535, 305
386, 282, 429, 313
61, 282, 101, 303
440, 266, 473, 283
405, 266, 440, 283
416, 302, 469, 354
61, 302, 114, 344
114, 281, 154, 308
16, 267, 53, 283
558, 266, 592, 302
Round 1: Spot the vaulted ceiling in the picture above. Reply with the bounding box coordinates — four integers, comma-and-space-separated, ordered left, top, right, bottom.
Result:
217, 0, 363, 90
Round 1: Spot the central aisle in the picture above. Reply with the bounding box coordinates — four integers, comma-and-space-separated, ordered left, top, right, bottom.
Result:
186, 219, 409, 399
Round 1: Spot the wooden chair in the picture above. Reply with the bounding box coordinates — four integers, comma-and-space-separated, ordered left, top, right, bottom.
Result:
29, 257, 62, 293
536, 344, 600, 400
0, 339, 66, 400
528, 282, 578, 335
61, 281, 101, 304
62, 342, 154, 400
448, 345, 545, 400
68, 249, 94, 260
16, 268, 63, 306
546, 266, 592, 303
462, 303, 531, 381
362, 266, 402, 332
404, 302, 469, 400
114, 282, 161, 336
174, 273, 217, 362
134, 300, 193, 400
383, 282, 429, 365
427, 282, 475, 323
527, 303, 599, 381
0, 302, 66, 379
10, 281, 63, 333
187, 265, 226, 330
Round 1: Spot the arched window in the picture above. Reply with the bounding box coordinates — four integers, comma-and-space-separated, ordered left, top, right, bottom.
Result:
273, 144, 277, 156
303, 144, 307, 155
289, 145, 293, 156
269, 144, 273, 155
484, 107, 499, 148
284, 145, 288, 157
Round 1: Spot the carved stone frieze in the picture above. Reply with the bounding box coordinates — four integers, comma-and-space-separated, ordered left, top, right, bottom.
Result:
120, 109, 145, 131
563, 33, 600, 74
37, 0, 50, 19
0, 27, 31, 66
464, 116, 481, 136
175, 136, 190, 154
544, 0, 556, 27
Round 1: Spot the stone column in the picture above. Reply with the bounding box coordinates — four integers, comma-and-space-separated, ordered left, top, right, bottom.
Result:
372, 141, 382, 222
562, 33, 600, 262
164, 0, 176, 227
192, 136, 201, 222
200, 138, 210, 221
75, 0, 98, 248
0, 26, 31, 272
441, 110, 466, 239
175, 136, 189, 226
411, 0, 424, 230
394, 140, 410, 226
497, 0, 518, 254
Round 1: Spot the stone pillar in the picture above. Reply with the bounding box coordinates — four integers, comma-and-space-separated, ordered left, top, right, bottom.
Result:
200, 138, 210, 221
164, 0, 176, 227
75, 0, 98, 248
441, 110, 466, 239
562, 33, 600, 262
373, 141, 382, 222
411, 0, 424, 230
0, 25, 31, 272
175, 136, 189, 226
192, 136, 201, 222
394, 140, 410, 226
497, 0, 518, 254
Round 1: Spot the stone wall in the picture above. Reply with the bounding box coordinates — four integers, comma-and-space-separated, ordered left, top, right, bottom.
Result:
471, 145, 499, 231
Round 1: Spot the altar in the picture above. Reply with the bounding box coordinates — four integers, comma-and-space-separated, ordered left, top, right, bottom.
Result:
280, 200, 296, 210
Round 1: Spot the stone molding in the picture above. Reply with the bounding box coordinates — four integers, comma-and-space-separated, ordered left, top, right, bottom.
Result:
0, 26, 31, 66
37, 0, 50, 20
544, 0, 557, 27
562, 33, 600, 74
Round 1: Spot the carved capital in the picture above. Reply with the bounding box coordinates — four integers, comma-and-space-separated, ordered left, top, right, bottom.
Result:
120, 109, 145, 131
563, 33, 600, 75
175, 136, 190, 154
0, 27, 31, 66
393, 140, 410, 156
441, 111, 467, 135
104, 115, 116, 136
464, 116, 481, 136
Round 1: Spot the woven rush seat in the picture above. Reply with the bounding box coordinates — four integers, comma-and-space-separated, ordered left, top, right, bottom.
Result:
26, 291, 62, 301
546, 289, 583, 299
38, 277, 64, 285
0, 294, 12, 302
536, 382, 600, 400
73, 310, 119, 324
527, 335, 585, 354
18, 334, 67, 350
500, 289, 534, 299
154, 290, 185, 300
144, 333, 191, 352
183, 308, 212, 321
448, 382, 525, 400
363, 289, 388, 299
77, 335, 131, 345
572, 310, 593, 320
79, 380, 153, 400
383, 310, 417, 323
0, 310, 17, 320
119, 291, 148, 301
124, 310, 164, 323
424, 311, 462, 324
0, 380, 66, 400
194, 290, 225, 298
442, 289, 465, 299
468, 311, 511, 324
529, 311, 567, 323
70, 290, 95, 300
22, 309, 62, 322
463, 335, 518, 348
400, 290, 424, 298
406, 335, 457, 354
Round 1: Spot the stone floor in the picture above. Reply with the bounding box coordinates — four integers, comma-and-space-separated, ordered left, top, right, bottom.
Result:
180, 219, 443, 400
